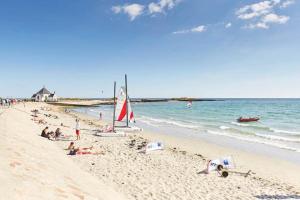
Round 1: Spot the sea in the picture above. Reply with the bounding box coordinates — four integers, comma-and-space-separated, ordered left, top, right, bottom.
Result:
74, 99, 300, 163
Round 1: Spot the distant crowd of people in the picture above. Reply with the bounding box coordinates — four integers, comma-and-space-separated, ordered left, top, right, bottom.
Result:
1, 99, 13, 107
0, 98, 24, 108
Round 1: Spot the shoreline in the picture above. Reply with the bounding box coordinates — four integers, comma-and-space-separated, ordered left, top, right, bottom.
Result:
2, 102, 300, 199
74, 105, 300, 165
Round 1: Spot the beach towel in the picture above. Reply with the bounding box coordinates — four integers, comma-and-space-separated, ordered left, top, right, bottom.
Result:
145, 142, 164, 153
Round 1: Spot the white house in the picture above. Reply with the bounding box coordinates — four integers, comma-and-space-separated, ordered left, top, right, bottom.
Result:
31, 87, 58, 102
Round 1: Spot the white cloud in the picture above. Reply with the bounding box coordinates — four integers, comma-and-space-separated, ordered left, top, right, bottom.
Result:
173, 25, 206, 34
280, 0, 295, 8
148, 0, 181, 14
263, 13, 289, 24
191, 25, 206, 32
236, 0, 279, 20
148, 2, 163, 13
112, 6, 122, 14
245, 22, 269, 29
236, 0, 293, 29
112, 0, 181, 21
225, 23, 232, 28
111, 4, 145, 21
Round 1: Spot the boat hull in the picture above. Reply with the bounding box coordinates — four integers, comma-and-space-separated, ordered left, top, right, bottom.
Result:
237, 118, 259, 123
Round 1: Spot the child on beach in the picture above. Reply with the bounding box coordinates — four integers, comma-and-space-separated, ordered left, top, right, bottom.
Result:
75, 119, 80, 140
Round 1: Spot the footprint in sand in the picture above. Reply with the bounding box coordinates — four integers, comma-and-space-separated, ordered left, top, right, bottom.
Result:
68, 184, 89, 200
72, 192, 85, 200
55, 187, 68, 199
10, 161, 21, 168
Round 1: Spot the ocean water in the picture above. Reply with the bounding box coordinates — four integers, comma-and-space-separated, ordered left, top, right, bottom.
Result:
74, 99, 300, 157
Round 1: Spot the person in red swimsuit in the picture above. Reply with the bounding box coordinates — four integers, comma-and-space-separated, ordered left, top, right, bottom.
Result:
75, 119, 80, 140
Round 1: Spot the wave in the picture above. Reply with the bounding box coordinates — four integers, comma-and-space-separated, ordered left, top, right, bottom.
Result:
231, 121, 251, 127
269, 128, 300, 135
137, 116, 200, 130
231, 121, 300, 135
206, 130, 300, 153
255, 133, 300, 143
219, 126, 230, 130
231, 121, 267, 129
137, 119, 159, 127
88, 109, 100, 113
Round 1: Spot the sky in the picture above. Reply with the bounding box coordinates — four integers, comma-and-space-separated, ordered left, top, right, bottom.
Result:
0, 0, 299, 98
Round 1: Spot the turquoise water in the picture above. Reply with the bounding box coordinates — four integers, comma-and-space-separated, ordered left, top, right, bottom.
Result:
75, 99, 300, 154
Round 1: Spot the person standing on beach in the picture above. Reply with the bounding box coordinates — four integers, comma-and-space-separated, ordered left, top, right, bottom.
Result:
75, 119, 80, 140
99, 112, 102, 120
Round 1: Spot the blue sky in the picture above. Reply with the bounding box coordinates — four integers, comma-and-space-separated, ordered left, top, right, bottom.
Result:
0, 0, 299, 98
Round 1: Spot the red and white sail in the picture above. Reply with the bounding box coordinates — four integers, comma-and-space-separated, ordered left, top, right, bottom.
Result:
115, 87, 135, 123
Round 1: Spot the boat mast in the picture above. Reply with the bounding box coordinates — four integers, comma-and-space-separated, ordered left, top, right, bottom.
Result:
112, 81, 116, 132
125, 74, 129, 127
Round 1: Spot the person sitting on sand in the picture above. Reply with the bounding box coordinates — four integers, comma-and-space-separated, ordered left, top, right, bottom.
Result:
48, 131, 55, 139
41, 127, 50, 139
67, 142, 75, 150
54, 128, 62, 139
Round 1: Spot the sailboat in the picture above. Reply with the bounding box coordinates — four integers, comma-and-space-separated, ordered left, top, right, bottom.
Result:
115, 87, 135, 123
113, 75, 142, 132
96, 74, 142, 137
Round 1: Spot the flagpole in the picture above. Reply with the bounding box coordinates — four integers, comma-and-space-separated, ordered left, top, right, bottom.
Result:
125, 74, 129, 127
112, 81, 116, 132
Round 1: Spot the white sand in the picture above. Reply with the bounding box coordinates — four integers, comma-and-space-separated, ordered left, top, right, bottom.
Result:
1, 102, 300, 200
0, 104, 126, 200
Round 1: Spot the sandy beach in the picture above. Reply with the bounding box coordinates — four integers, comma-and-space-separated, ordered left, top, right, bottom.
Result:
0, 103, 125, 200
1, 102, 300, 200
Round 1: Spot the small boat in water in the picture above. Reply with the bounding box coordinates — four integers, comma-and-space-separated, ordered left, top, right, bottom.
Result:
237, 117, 260, 123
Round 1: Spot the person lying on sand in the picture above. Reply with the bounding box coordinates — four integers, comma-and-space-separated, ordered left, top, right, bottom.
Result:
60, 123, 70, 128
68, 149, 104, 156
99, 125, 113, 133
38, 119, 47, 124
66, 142, 103, 156
33, 117, 47, 124
66, 142, 93, 151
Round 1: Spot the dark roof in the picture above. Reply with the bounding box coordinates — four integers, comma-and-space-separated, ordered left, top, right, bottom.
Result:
32, 94, 37, 98
36, 87, 51, 95
49, 93, 55, 97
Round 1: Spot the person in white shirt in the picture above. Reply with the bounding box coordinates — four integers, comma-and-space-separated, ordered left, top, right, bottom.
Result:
75, 119, 80, 140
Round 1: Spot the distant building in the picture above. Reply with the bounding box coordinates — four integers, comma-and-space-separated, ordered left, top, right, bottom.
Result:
31, 87, 58, 102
